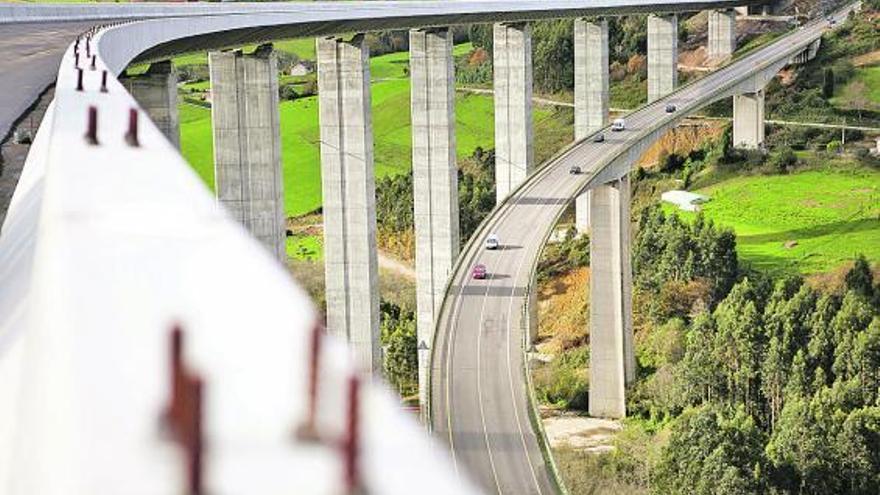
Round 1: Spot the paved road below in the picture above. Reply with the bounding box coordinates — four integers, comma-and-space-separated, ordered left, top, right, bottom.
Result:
0, 22, 94, 142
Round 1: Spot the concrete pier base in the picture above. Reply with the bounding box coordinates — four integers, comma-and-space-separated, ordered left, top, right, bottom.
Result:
647, 14, 678, 103
317, 35, 381, 374
733, 90, 765, 149
410, 28, 459, 409
588, 176, 634, 419
574, 18, 609, 233
493, 22, 533, 203
124, 61, 179, 149
708, 9, 736, 61
208, 46, 285, 260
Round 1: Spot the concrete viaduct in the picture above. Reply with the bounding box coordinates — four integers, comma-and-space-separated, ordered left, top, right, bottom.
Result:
121, 1, 767, 412
0, 1, 849, 493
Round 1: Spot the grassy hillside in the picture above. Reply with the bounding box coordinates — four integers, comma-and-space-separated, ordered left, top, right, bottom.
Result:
670, 161, 880, 274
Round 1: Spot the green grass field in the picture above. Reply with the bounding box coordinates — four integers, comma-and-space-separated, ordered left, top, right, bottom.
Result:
834, 65, 880, 106
670, 162, 880, 274
179, 43, 562, 217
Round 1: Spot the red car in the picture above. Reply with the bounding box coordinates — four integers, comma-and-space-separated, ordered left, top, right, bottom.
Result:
472, 264, 487, 280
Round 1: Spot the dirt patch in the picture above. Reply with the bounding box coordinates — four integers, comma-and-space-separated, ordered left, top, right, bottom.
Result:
852, 49, 880, 67
801, 198, 821, 208
538, 267, 589, 354
679, 47, 709, 71
637, 120, 726, 168
543, 411, 622, 453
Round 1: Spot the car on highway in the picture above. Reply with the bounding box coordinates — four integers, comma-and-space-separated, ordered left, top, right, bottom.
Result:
569, 165, 582, 175
472, 264, 487, 279
593, 133, 605, 143
485, 234, 499, 250
611, 118, 626, 131
665, 103, 677, 113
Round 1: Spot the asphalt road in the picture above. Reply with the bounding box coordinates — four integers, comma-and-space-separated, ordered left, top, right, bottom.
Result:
0, 22, 95, 141
430, 10, 849, 495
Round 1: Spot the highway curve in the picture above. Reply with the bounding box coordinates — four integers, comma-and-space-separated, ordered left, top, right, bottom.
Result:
429, 9, 849, 494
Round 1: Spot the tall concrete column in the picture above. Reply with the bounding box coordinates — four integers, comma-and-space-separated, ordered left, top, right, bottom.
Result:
588, 175, 634, 419
316, 35, 381, 374
647, 14, 678, 103
708, 9, 736, 62
124, 61, 180, 149
208, 45, 286, 260
733, 90, 765, 150
574, 18, 609, 233
410, 28, 459, 408
493, 22, 533, 204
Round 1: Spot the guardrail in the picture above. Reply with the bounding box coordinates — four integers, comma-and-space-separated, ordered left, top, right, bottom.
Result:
0, 19, 477, 495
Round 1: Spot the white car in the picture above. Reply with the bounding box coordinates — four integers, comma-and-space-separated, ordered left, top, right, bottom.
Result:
485, 234, 500, 250
611, 118, 626, 132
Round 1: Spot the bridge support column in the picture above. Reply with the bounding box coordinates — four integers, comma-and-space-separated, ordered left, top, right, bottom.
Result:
708, 9, 736, 62
317, 35, 381, 374
124, 60, 179, 149
647, 13, 678, 103
208, 45, 286, 260
574, 18, 609, 233
733, 90, 765, 150
493, 22, 533, 204
588, 175, 634, 419
410, 28, 459, 409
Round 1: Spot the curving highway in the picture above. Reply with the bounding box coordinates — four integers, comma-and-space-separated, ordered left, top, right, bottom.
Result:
430, 8, 852, 494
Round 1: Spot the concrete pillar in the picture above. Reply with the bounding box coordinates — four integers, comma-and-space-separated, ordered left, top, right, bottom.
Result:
316, 35, 381, 374
410, 28, 459, 409
588, 175, 634, 419
708, 9, 736, 61
493, 22, 533, 204
735, 6, 749, 16
208, 45, 286, 260
124, 61, 179, 149
733, 90, 765, 150
574, 18, 609, 233
647, 14, 678, 103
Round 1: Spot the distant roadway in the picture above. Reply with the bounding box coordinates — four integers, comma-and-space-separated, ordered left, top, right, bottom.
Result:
0, 22, 95, 141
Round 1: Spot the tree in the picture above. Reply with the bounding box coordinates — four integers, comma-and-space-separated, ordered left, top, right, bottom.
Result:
766, 396, 843, 494
831, 292, 877, 386
845, 255, 876, 303
653, 405, 767, 495
822, 67, 835, 99
843, 80, 870, 120
836, 407, 880, 494
380, 302, 418, 396
713, 279, 765, 414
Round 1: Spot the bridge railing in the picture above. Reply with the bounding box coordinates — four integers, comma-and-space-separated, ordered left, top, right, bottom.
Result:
0, 20, 475, 495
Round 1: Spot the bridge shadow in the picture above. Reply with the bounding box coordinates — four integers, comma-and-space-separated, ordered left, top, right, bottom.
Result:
451, 429, 540, 453
455, 285, 527, 297
496, 244, 523, 251
738, 218, 879, 245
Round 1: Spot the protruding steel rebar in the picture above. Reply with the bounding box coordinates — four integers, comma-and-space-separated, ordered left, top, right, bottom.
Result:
90, 55, 96, 71
84, 106, 98, 145
165, 326, 184, 432
296, 322, 323, 441
74, 52, 80, 68
342, 374, 363, 494
76, 68, 84, 91
125, 108, 140, 147
100, 70, 108, 93
183, 376, 204, 495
